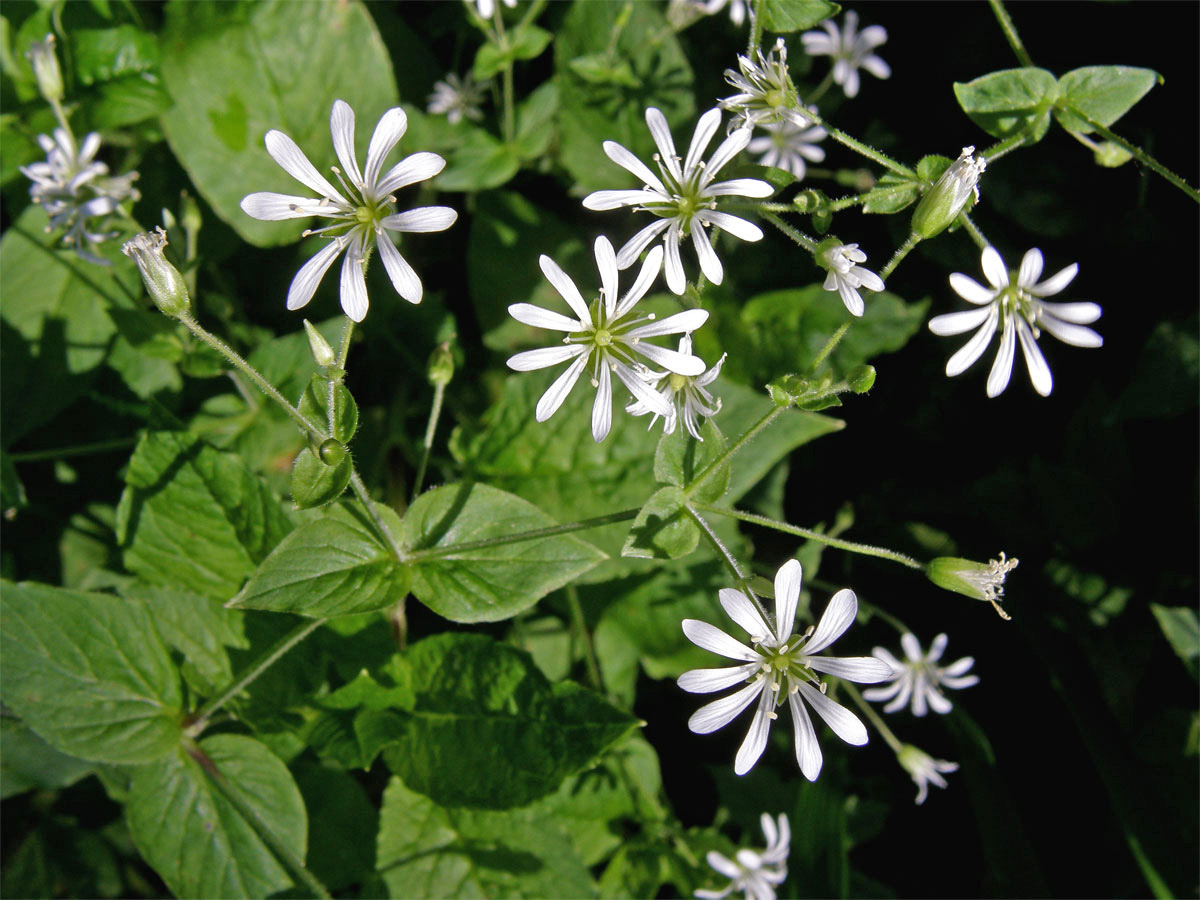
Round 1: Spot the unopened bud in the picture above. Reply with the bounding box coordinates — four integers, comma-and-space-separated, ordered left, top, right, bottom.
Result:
847, 365, 876, 394
427, 342, 455, 387
927, 552, 1017, 620
27, 34, 63, 104
1093, 141, 1133, 168
121, 227, 190, 318
304, 320, 336, 367
910, 147, 986, 239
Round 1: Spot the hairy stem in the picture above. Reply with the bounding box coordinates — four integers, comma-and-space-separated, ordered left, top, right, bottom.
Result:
685, 504, 771, 622
987, 0, 1035, 68
406, 508, 640, 561
411, 379, 446, 506
842, 683, 904, 753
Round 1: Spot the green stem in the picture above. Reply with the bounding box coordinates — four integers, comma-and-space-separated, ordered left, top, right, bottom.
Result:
694, 504, 924, 571
406, 508, 640, 561
978, 123, 1036, 165
801, 110, 914, 178
9, 436, 136, 462
185, 617, 327, 737
685, 504, 771, 622
566, 584, 603, 691
179, 314, 324, 442
348, 470, 408, 563
1058, 106, 1200, 203
686, 405, 786, 500
748, 0, 766, 57
805, 70, 835, 107
957, 212, 989, 251
878, 231, 922, 281
190, 741, 331, 899
809, 321, 850, 373
761, 211, 817, 253
987, 0, 1034, 68
842, 683, 904, 753
411, 379, 446, 506
327, 317, 354, 437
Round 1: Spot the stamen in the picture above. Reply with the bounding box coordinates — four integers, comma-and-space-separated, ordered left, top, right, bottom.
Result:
767, 711, 778, 720
819, 682, 828, 695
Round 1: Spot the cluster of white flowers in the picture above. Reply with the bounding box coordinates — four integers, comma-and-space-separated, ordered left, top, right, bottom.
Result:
697, 813, 790, 900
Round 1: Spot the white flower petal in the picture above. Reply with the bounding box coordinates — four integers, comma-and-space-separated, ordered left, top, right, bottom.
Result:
599, 141, 667, 195
734, 688, 776, 775
613, 361, 673, 416
286, 239, 344, 311
940, 673, 980, 690
986, 315, 1017, 397
692, 225, 724, 285
945, 306, 1000, 376
900, 633, 923, 661
507, 343, 586, 372
376, 233, 422, 304
1017, 247, 1044, 289
1032, 262, 1079, 297
591, 363, 613, 442
688, 679, 765, 734
796, 682, 868, 745
684, 108, 723, 176
645, 108, 681, 183
1038, 316, 1103, 348
882, 676, 913, 713
534, 351, 590, 421
595, 235, 619, 318
1037, 301, 1101, 324
508, 303, 584, 332
616, 220, 671, 270
663, 226, 686, 294
539, 254, 592, 326
581, 189, 658, 211
678, 663, 759, 693
700, 210, 764, 242
363, 107, 408, 194
941, 655, 974, 677
948, 272, 997, 305
627, 308, 711, 340
705, 178, 774, 199
808, 656, 894, 683
927, 690, 953, 714
928, 306, 993, 336
376, 151, 446, 196
980, 246, 1010, 291
264, 130, 346, 203
804, 588, 857, 655
381, 206, 458, 232
861, 680, 903, 702
719, 588, 772, 641
788, 691, 823, 781
240, 192, 331, 221
682, 619, 760, 661
773, 559, 802, 644
339, 238, 369, 322
1016, 318, 1053, 396
330, 100, 363, 188
703, 126, 753, 184
633, 341, 707, 377
614, 245, 665, 318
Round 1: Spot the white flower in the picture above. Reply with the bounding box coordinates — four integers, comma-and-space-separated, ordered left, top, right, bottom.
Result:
719, 38, 809, 131
897, 745, 959, 805
928, 246, 1102, 397
819, 242, 884, 317
626, 334, 726, 440
20, 127, 139, 264
910, 146, 987, 239
678, 560, 893, 779
427, 73, 486, 125
582, 107, 773, 295
469, 0, 515, 19
862, 633, 978, 716
506, 236, 710, 443
801, 11, 890, 99
240, 99, 457, 322
696, 813, 789, 900
747, 119, 827, 181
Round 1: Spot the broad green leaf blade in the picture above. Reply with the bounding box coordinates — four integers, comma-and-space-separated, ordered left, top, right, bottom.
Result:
473, 24, 552, 79
654, 419, 729, 503
952, 67, 1058, 140
375, 633, 639, 808
233, 503, 409, 617
438, 127, 521, 192
292, 760, 377, 892
1150, 604, 1199, 675
289, 447, 353, 510
622, 486, 699, 560
377, 776, 597, 899
297, 375, 358, 444
115, 431, 294, 600
1054, 66, 1161, 135
0, 719, 94, 800
761, 0, 840, 33
514, 79, 559, 161
0, 581, 182, 763
159, 0, 399, 246
126, 734, 307, 899
402, 482, 605, 623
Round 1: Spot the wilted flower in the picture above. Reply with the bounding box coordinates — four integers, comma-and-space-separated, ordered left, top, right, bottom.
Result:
898, 745, 958, 805
626, 334, 726, 439
696, 813, 790, 900
678, 560, 893, 779
582, 107, 773, 295
928, 246, 1102, 397
801, 11, 890, 99
926, 553, 1018, 618
863, 633, 978, 716
240, 100, 457, 322
121, 227, 190, 318
506, 236, 710, 442
720, 38, 808, 131
427, 73, 486, 125
747, 119, 827, 181
910, 146, 986, 239
818, 241, 884, 317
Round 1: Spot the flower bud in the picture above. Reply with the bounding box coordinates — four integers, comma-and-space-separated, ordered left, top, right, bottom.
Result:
303, 320, 336, 367
27, 34, 63, 104
427, 341, 455, 387
847, 364, 876, 394
910, 146, 986, 239
121, 227, 190, 318
926, 552, 1017, 620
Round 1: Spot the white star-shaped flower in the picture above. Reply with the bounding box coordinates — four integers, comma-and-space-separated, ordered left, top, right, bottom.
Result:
862, 633, 978, 716
506, 236, 711, 443
819, 242, 884, 317
582, 107, 773, 295
801, 11, 891, 99
241, 99, 457, 322
469, 0, 515, 20
898, 745, 959, 805
928, 246, 1103, 397
679, 560, 893, 779
747, 119, 827, 181
719, 38, 809, 131
427, 73, 486, 125
625, 333, 726, 440
695, 813, 790, 900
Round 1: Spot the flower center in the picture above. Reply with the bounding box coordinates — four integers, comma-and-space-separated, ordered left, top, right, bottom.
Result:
764, 88, 785, 109
354, 206, 376, 226
593, 328, 613, 347
668, 372, 689, 391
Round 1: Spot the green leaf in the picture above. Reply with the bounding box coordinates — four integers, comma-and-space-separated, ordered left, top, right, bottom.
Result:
1150, 604, 1199, 675
474, 24, 552, 79
289, 446, 353, 509
1, 450, 26, 515
953, 67, 1058, 141
402, 482, 606, 623
438, 127, 521, 191
69, 25, 158, 84
372, 633, 639, 809
377, 776, 597, 899
760, 0, 840, 33
654, 419, 729, 503
861, 173, 921, 214
233, 503, 409, 617
514, 79, 559, 160
622, 486, 698, 560
0, 719, 94, 801
115, 431, 294, 600
159, 0, 399, 246
0, 581, 182, 763
568, 53, 641, 88
292, 760, 377, 892
126, 734, 307, 899
86, 73, 173, 129
1054, 66, 1160, 135
297, 374, 358, 444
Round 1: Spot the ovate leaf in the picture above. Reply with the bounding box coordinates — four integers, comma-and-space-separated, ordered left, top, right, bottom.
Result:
126, 734, 306, 899
1054, 65, 1161, 135
760, 0, 840, 33
622, 486, 698, 560
402, 482, 605, 623
654, 419, 729, 504
0, 582, 182, 763
953, 67, 1058, 141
